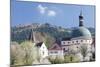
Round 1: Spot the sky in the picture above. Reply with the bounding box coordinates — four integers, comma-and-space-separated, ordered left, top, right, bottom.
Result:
11, 0, 95, 28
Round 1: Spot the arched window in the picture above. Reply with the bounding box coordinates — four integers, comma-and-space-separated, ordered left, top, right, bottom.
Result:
63, 41, 65, 44
72, 41, 74, 43
77, 46, 79, 48
63, 48, 65, 51
76, 40, 78, 43
43, 51, 44, 55
50, 52, 53, 53
68, 42, 70, 44
55, 51, 58, 53
81, 40, 83, 42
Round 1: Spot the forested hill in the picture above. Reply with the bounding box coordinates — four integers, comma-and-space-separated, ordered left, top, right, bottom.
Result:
11, 23, 95, 44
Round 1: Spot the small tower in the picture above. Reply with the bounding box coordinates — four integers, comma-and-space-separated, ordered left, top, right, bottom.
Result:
28, 29, 36, 43
28, 28, 43, 43
79, 11, 84, 27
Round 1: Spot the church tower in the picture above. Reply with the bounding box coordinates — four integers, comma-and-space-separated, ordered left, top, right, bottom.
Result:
28, 28, 43, 43
79, 11, 84, 27
28, 28, 36, 43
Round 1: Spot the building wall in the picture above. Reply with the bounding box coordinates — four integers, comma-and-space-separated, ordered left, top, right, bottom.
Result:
62, 44, 81, 55
48, 50, 63, 56
39, 43, 48, 58
61, 37, 93, 56
61, 39, 92, 46
62, 45, 70, 54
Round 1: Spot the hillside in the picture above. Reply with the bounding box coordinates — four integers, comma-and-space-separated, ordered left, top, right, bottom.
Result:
11, 23, 95, 46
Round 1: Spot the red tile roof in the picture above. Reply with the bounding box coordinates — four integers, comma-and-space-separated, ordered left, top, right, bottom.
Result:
48, 43, 62, 50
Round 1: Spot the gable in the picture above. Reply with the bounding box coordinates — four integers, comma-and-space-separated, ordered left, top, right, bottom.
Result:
41, 43, 47, 48
35, 42, 43, 47
49, 43, 62, 50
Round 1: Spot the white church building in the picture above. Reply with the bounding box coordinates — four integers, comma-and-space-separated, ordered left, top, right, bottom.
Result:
28, 29, 48, 59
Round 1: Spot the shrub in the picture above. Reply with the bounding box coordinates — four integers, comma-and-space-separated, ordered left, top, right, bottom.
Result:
11, 41, 39, 65
11, 42, 25, 65
64, 55, 80, 63
80, 45, 88, 61
48, 55, 64, 64
20, 41, 38, 65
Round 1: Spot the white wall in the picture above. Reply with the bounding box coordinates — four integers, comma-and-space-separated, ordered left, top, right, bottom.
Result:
49, 50, 63, 56
61, 39, 92, 46
40, 43, 48, 58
